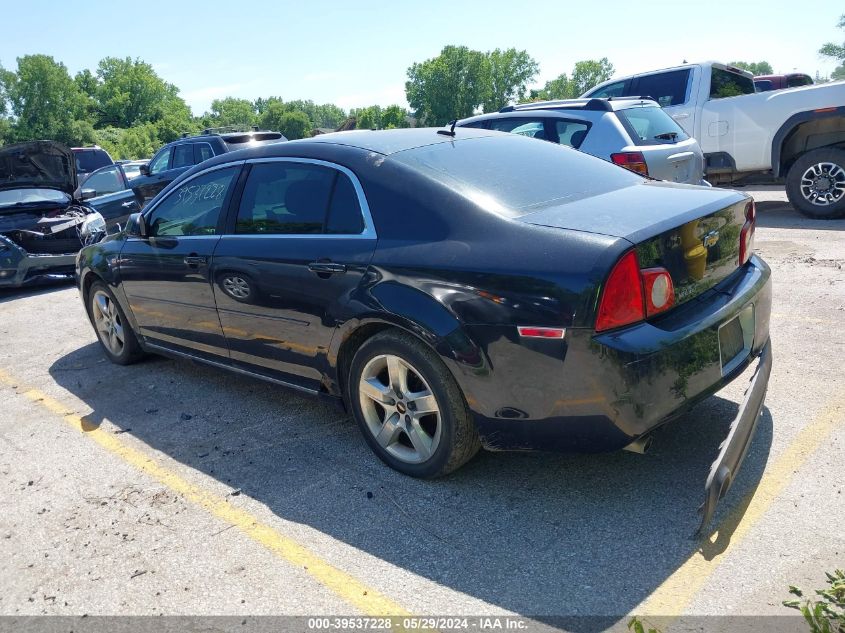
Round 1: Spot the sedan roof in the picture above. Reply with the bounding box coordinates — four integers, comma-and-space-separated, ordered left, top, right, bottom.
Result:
295, 127, 499, 155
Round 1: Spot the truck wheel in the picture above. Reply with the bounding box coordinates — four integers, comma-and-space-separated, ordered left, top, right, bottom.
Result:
786, 148, 845, 219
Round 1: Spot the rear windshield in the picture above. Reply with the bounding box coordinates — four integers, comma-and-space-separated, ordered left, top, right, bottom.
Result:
709, 68, 755, 99
787, 75, 812, 88
616, 106, 689, 145
392, 135, 642, 217
224, 132, 285, 146
74, 149, 111, 173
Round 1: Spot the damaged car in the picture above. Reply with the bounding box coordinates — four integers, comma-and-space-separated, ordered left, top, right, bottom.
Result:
77, 128, 772, 532
0, 140, 133, 288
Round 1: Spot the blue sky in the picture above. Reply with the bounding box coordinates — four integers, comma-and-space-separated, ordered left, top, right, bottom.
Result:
1, 0, 842, 114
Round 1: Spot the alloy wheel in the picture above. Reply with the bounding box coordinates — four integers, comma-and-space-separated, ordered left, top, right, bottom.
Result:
800, 161, 845, 206
358, 354, 442, 464
91, 290, 125, 356
222, 275, 251, 299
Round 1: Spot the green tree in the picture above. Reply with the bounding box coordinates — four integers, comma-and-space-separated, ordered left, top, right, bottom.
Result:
380, 104, 410, 129
729, 61, 774, 75
0, 54, 93, 145
406, 45, 490, 125
482, 48, 539, 112
528, 73, 573, 101
96, 56, 190, 129
208, 97, 256, 127
570, 58, 615, 96
259, 102, 311, 139
354, 105, 382, 129
820, 15, 845, 63
832, 64, 845, 81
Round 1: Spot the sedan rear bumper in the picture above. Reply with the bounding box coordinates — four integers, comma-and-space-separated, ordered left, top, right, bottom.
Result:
698, 339, 771, 533
464, 255, 772, 451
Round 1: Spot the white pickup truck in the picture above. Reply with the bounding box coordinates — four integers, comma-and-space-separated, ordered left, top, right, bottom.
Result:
583, 61, 845, 218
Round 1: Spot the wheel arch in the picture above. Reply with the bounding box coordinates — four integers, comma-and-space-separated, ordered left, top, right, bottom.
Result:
329, 312, 490, 417
773, 107, 845, 177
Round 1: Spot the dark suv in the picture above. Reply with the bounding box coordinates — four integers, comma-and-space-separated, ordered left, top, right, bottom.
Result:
72, 146, 115, 183
132, 128, 287, 204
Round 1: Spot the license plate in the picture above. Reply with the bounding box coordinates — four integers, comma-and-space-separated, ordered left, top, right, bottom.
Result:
718, 305, 754, 375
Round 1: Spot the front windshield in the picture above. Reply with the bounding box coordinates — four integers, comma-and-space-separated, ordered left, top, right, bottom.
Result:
0, 188, 70, 209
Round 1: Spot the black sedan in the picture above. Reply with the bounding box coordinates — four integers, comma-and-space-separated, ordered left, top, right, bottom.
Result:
76, 128, 772, 530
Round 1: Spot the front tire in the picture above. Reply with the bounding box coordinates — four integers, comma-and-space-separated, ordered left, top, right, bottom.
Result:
348, 330, 480, 478
786, 148, 845, 219
87, 280, 144, 365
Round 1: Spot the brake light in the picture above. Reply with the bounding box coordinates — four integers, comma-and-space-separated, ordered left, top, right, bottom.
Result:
596, 251, 644, 331
596, 251, 676, 332
739, 200, 756, 265
610, 152, 649, 176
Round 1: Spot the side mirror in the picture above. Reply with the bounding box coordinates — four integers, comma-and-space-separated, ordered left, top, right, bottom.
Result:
80, 188, 97, 201
126, 212, 148, 238
139, 163, 150, 177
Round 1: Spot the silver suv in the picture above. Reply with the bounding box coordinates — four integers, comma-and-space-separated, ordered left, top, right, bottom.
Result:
457, 97, 707, 186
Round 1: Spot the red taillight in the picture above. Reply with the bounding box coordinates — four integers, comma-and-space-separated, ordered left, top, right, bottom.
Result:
596, 251, 676, 332
641, 268, 675, 317
610, 152, 649, 176
596, 251, 645, 332
739, 200, 756, 265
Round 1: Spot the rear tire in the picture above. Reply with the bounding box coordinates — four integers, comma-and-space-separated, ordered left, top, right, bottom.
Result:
347, 330, 481, 478
786, 148, 845, 219
87, 280, 144, 365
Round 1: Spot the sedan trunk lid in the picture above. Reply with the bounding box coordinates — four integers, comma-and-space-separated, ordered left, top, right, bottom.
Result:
521, 180, 750, 306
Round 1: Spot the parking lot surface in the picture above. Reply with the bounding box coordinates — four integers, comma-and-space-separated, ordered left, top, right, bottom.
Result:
1, 187, 843, 625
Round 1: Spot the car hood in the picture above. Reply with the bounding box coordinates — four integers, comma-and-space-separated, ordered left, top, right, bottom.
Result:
0, 141, 77, 196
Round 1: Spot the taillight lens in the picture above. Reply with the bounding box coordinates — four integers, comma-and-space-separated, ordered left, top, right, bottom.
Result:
610, 152, 649, 176
596, 251, 675, 332
641, 268, 675, 317
596, 251, 645, 332
739, 200, 756, 265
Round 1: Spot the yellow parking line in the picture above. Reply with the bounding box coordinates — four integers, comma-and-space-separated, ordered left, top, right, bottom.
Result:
0, 368, 410, 617
634, 390, 845, 616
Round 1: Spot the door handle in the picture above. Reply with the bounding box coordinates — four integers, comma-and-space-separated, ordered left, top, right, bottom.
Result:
308, 261, 347, 275
184, 254, 207, 267
121, 201, 136, 208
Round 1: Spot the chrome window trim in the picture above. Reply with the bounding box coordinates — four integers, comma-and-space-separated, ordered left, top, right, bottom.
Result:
235, 156, 377, 239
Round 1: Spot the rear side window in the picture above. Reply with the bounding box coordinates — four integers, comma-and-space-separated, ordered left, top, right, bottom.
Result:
710, 68, 755, 99
633, 70, 691, 107
326, 174, 365, 234
235, 162, 335, 234
787, 75, 812, 88
554, 121, 590, 148
171, 143, 194, 169
194, 142, 214, 163
616, 106, 690, 145
588, 80, 627, 98
488, 118, 548, 140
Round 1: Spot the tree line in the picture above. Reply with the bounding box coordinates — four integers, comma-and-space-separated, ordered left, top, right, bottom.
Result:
0, 56, 414, 159
2, 16, 842, 160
